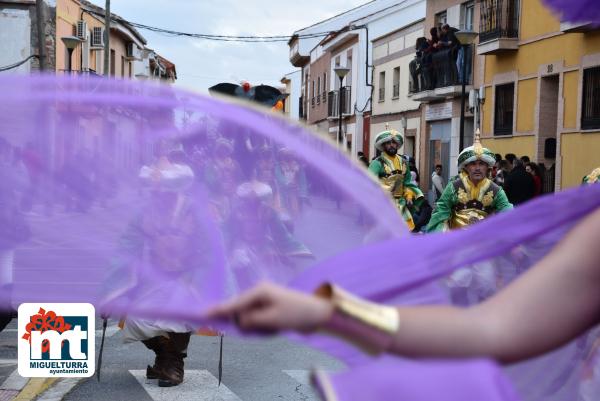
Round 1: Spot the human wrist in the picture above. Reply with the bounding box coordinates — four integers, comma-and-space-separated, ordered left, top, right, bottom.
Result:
314, 283, 400, 354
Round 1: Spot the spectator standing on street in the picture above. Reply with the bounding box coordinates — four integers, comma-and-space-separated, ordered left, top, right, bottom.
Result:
357, 151, 369, 168
504, 153, 517, 168
504, 159, 535, 205
493, 160, 510, 188
526, 162, 542, 197
431, 164, 445, 203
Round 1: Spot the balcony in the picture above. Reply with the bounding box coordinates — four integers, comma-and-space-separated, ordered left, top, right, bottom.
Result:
327, 86, 352, 118
477, 0, 520, 55
289, 39, 309, 67
58, 68, 100, 76
408, 46, 473, 102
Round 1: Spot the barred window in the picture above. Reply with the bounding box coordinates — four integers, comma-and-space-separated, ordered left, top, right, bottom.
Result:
494, 83, 514, 135
392, 67, 400, 98
378, 71, 385, 102
582, 66, 600, 130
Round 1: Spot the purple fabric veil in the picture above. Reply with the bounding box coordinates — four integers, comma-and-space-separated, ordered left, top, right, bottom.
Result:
0, 74, 403, 323
2, 74, 600, 401
301, 185, 600, 401
543, 0, 600, 24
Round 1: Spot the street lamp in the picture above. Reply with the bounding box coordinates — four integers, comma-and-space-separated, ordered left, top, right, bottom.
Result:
455, 29, 478, 151
61, 35, 84, 73
334, 66, 350, 147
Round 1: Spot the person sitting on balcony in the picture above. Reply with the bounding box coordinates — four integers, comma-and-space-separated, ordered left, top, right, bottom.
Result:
437, 24, 460, 53
410, 37, 430, 92
433, 24, 461, 85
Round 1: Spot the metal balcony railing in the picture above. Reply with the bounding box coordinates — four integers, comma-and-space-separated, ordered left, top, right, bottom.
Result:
408, 45, 473, 94
378, 87, 385, 102
393, 83, 400, 98
327, 86, 352, 118
58, 68, 100, 76
479, 0, 520, 43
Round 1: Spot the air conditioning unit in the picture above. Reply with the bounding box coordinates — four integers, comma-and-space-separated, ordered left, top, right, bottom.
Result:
91, 27, 104, 48
126, 42, 136, 59
76, 20, 87, 40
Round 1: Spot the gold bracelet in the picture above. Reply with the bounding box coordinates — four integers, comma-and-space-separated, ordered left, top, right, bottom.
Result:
315, 283, 400, 354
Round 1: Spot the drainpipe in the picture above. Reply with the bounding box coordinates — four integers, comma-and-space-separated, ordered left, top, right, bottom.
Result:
348, 24, 373, 158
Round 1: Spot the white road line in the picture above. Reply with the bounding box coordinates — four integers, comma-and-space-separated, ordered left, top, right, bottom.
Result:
283, 369, 312, 387
36, 378, 83, 401
95, 325, 119, 338
130, 369, 242, 401
0, 360, 18, 366
0, 369, 28, 391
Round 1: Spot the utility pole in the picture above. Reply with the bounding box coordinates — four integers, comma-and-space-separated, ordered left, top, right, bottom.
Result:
35, 0, 46, 71
103, 0, 110, 76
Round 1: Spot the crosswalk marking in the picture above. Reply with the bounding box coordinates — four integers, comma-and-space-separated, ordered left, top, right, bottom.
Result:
283, 369, 313, 387
0, 369, 28, 391
130, 369, 242, 401
35, 378, 82, 401
95, 325, 120, 338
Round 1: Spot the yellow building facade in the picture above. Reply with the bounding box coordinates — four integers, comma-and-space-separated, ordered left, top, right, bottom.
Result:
479, 0, 600, 189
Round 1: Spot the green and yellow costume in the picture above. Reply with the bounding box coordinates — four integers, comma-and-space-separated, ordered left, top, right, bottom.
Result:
368, 128, 424, 230
583, 167, 600, 185
426, 130, 512, 232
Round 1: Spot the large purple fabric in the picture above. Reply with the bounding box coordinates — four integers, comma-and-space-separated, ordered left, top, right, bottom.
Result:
1, 74, 599, 401
543, 0, 600, 24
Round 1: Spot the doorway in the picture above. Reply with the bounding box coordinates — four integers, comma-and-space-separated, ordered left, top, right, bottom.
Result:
538, 75, 559, 192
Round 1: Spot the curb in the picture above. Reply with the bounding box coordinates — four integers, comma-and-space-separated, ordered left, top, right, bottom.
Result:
12, 378, 58, 401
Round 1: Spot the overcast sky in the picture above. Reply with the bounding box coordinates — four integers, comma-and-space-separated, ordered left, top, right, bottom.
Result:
88, 1, 367, 93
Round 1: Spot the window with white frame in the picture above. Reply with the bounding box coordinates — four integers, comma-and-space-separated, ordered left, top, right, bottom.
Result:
378, 71, 386, 102
392, 67, 400, 98
462, 1, 475, 30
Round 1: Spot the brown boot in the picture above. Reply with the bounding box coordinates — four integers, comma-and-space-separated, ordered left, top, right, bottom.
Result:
141, 336, 170, 380
157, 332, 191, 387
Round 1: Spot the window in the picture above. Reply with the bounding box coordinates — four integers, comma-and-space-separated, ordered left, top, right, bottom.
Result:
311, 80, 315, 107
378, 71, 386, 102
494, 83, 514, 135
346, 51, 353, 85
323, 72, 327, 103
317, 76, 321, 104
462, 1, 475, 30
110, 49, 115, 76
392, 67, 400, 98
435, 11, 447, 29
121, 55, 125, 77
582, 66, 600, 130
91, 27, 103, 47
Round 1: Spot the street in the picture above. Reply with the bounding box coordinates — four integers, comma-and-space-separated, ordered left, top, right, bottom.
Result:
1, 191, 366, 400
0, 318, 343, 401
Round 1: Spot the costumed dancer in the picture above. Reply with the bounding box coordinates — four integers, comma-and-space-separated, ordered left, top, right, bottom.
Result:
426, 129, 512, 232
583, 167, 600, 185
368, 126, 424, 231
426, 130, 513, 303
208, 204, 600, 400
102, 145, 208, 387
